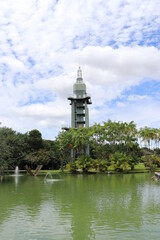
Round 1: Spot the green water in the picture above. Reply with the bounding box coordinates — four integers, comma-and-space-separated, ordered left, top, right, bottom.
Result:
0, 173, 160, 240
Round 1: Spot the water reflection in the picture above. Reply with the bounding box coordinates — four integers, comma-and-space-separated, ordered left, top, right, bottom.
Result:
0, 174, 160, 240
14, 175, 19, 186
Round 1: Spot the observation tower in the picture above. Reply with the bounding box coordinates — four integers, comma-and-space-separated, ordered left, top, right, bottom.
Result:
68, 67, 92, 129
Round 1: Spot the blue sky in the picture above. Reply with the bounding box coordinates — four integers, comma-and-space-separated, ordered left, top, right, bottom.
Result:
0, 0, 160, 139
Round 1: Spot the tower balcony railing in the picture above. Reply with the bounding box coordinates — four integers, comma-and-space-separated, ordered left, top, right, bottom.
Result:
61, 124, 70, 130
76, 120, 85, 123
68, 93, 91, 100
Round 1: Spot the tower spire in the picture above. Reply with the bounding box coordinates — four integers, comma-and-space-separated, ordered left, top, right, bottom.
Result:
77, 66, 82, 81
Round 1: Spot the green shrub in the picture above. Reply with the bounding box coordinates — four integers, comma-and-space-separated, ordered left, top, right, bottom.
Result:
76, 155, 93, 173
110, 151, 131, 172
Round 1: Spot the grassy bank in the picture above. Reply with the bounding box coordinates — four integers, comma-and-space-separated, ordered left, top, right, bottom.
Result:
38, 163, 159, 175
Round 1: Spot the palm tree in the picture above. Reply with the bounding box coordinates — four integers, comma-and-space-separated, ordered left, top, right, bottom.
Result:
139, 127, 152, 149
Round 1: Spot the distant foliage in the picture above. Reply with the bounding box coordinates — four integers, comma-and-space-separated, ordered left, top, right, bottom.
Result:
0, 120, 160, 174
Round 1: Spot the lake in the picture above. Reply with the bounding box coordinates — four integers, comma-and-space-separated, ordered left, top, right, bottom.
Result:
0, 173, 160, 240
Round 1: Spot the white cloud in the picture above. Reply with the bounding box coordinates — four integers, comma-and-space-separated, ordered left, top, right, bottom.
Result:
127, 95, 151, 102
0, 56, 25, 72
116, 102, 126, 108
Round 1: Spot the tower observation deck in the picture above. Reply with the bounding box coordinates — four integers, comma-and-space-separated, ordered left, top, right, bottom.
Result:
68, 67, 92, 128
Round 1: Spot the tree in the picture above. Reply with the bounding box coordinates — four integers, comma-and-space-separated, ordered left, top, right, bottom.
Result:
56, 129, 73, 168
89, 123, 107, 159
24, 129, 51, 171
0, 141, 11, 175
27, 129, 43, 150
0, 127, 26, 173
25, 149, 51, 166
71, 127, 91, 156
43, 140, 61, 170
138, 126, 159, 149
141, 154, 160, 172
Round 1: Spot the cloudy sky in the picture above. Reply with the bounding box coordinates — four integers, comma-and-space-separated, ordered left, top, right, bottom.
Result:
0, 0, 160, 139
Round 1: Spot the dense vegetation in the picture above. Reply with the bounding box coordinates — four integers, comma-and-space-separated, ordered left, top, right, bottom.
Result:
0, 120, 160, 175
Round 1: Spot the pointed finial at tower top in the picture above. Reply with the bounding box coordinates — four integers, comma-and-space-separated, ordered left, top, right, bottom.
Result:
77, 66, 82, 79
